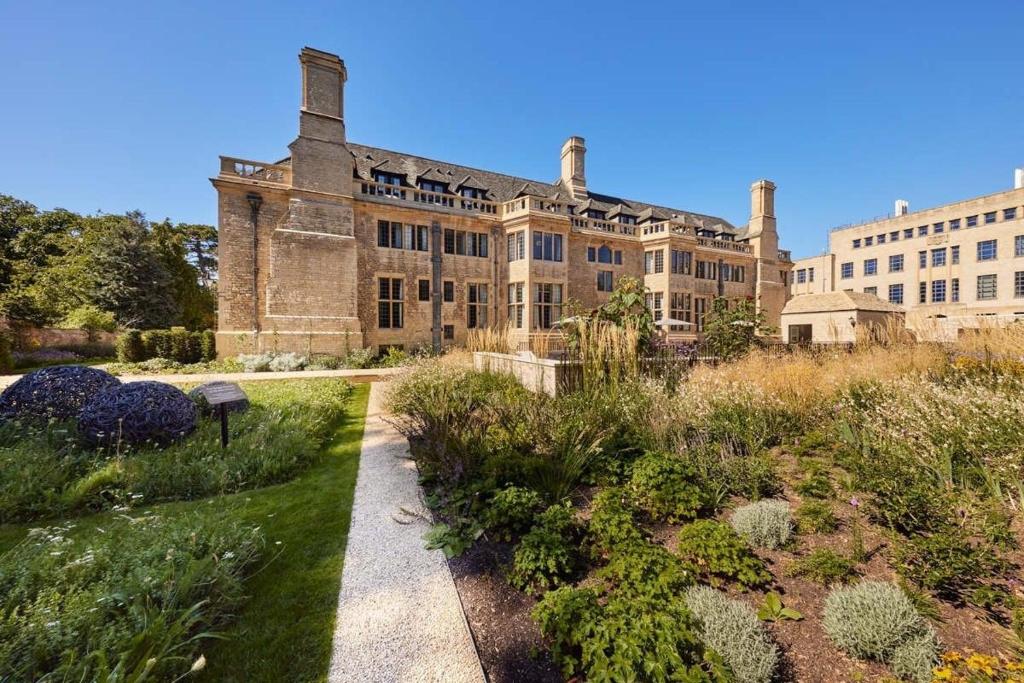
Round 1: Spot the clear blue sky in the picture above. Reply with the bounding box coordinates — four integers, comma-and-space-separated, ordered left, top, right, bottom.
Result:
2, 0, 1021, 257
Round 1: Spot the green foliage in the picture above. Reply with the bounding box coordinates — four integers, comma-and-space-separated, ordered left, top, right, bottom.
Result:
424, 521, 482, 559
685, 586, 780, 683
628, 451, 710, 522
892, 528, 1005, 603
377, 346, 409, 367
794, 500, 838, 534
794, 472, 834, 499
701, 297, 775, 362
533, 586, 726, 683
822, 581, 938, 683
116, 328, 145, 362
0, 379, 354, 522
676, 520, 771, 589
597, 538, 693, 601
0, 512, 263, 681
509, 504, 581, 594
756, 592, 803, 622
788, 549, 858, 586
59, 304, 116, 339
199, 329, 216, 362
592, 275, 656, 348
588, 487, 646, 556
729, 499, 793, 550
682, 442, 782, 503
0, 196, 215, 329
482, 486, 544, 542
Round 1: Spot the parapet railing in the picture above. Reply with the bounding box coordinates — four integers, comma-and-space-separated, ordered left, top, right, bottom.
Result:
778, 249, 792, 261
219, 157, 292, 185
358, 180, 500, 216
502, 196, 571, 219
571, 216, 637, 236
696, 237, 752, 254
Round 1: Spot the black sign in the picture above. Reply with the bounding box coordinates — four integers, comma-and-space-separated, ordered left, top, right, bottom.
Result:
195, 382, 247, 406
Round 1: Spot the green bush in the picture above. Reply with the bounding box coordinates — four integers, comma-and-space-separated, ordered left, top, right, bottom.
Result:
483, 486, 544, 542
597, 538, 693, 601
684, 586, 779, 683
509, 504, 581, 595
787, 549, 858, 586
533, 587, 725, 682
794, 472, 834, 499
680, 442, 781, 504
823, 581, 938, 683
115, 328, 145, 362
676, 520, 771, 589
587, 487, 645, 556
892, 528, 1005, 603
628, 451, 709, 522
0, 512, 264, 681
0, 379, 354, 522
59, 305, 116, 338
199, 329, 216, 361
729, 499, 792, 550
794, 500, 838, 534
890, 631, 942, 683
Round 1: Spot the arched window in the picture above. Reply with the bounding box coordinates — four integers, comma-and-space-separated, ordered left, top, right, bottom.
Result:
598, 245, 612, 264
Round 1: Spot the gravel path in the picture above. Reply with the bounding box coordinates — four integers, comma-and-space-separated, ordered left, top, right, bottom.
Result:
0, 367, 401, 389
328, 382, 485, 683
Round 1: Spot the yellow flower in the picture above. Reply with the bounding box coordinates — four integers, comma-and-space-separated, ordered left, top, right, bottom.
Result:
931, 666, 953, 680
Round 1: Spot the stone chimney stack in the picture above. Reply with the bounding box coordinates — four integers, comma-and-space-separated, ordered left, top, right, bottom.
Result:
895, 199, 909, 216
289, 47, 351, 195
1015, 168, 1024, 190
747, 180, 777, 259
560, 136, 587, 198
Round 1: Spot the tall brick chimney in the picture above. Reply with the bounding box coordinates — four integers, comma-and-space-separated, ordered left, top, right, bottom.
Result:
560, 136, 587, 198
289, 47, 352, 195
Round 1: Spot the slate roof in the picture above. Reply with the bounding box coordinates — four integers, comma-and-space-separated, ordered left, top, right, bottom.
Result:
782, 291, 906, 315
331, 142, 740, 235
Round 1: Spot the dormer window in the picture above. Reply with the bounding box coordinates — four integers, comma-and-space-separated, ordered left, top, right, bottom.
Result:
586, 210, 606, 220
418, 180, 447, 194
618, 215, 637, 225
373, 171, 403, 186
719, 233, 734, 242
460, 186, 485, 199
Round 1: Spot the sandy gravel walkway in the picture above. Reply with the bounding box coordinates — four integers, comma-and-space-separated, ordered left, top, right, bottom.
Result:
327, 383, 484, 683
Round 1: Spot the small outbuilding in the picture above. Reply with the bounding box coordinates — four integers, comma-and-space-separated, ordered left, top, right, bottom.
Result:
780, 291, 905, 344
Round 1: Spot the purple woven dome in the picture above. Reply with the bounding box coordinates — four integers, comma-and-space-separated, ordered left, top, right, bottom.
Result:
0, 365, 121, 422
78, 381, 197, 447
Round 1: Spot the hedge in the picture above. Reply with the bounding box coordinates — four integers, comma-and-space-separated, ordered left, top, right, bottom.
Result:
116, 328, 216, 364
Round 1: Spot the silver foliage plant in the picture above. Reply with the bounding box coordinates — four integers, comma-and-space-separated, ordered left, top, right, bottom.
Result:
684, 586, 779, 683
823, 580, 939, 683
729, 499, 792, 549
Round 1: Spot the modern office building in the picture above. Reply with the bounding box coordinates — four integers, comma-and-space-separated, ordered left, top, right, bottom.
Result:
212, 48, 793, 355
790, 170, 1024, 338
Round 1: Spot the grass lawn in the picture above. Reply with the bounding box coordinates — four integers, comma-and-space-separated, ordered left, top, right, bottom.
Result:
0, 381, 370, 682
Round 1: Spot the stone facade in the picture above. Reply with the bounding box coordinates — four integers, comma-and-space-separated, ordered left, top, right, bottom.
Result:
212, 47, 793, 356
790, 175, 1024, 338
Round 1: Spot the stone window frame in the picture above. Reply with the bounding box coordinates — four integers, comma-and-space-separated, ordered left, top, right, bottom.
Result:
417, 279, 430, 302
888, 283, 904, 305
889, 254, 904, 273
466, 281, 489, 329
977, 274, 997, 300
977, 239, 998, 262
443, 280, 455, 303
507, 282, 525, 329
931, 279, 946, 303
376, 275, 404, 329
597, 270, 614, 292
532, 281, 563, 330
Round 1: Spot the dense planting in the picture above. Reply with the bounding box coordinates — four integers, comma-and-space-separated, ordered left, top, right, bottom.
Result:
0, 378, 353, 522
390, 337, 1024, 682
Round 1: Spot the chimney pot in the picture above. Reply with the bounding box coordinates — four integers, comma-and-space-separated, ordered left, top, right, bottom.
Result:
894, 199, 909, 216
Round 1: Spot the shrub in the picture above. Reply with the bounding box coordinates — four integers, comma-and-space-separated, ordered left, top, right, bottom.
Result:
377, 346, 409, 367
509, 504, 581, 594
0, 512, 264, 681
238, 352, 274, 372
676, 520, 771, 589
794, 500, 838, 534
729, 499, 792, 550
890, 631, 942, 683
199, 329, 216, 361
483, 486, 544, 542
892, 528, 1005, 603
116, 328, 145, 362
823, 581, 938, 683
788, 549, 858, 586
533, 587, 724, 682
587, 487, 645, 555
268, 352, 307, 372
628, 451, 709, 522
597, 538, 693, 601
794, 472, 834, 499
59, 305, 116, 338
682, 441, 782, 502
684, 586, 780, 683
342, 347, 375, 369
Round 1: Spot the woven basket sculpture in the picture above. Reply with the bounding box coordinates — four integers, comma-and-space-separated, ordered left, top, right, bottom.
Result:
188, 382, 250, 418
0, 365, 122, 422
78, 381, 198, 447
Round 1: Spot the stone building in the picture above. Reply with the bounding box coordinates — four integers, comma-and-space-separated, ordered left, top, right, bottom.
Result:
790, 170, 1024, 339
212, 48, 793, 356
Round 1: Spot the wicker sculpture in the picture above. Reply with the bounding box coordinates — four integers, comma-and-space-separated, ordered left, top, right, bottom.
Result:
188, 381, 250, 417
0, 365, 122, 422
78, 381, 197, 447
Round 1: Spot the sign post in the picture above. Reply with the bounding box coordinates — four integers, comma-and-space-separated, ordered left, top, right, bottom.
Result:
193, 382, 248, 448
